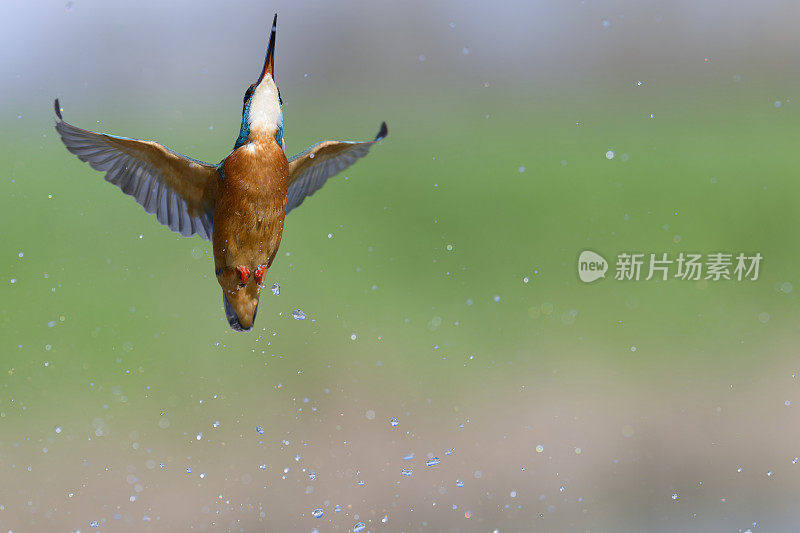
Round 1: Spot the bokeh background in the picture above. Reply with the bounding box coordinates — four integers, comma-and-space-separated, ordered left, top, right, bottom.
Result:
2, 0, 800, 531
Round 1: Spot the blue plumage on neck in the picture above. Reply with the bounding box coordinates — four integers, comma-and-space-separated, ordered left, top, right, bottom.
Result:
234, 100, 252, 149
234, 99, 283, 150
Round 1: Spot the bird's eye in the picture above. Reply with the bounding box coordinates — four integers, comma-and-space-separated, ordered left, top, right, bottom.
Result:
243, 85, 255, 104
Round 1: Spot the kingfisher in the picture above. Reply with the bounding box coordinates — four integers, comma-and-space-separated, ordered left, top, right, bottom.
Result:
54, 14, 387, 332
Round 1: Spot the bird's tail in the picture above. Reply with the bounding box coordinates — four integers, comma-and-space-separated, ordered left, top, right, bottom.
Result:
223, 292, 260, 332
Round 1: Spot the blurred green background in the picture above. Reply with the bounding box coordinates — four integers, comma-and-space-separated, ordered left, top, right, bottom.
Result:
2, 0, 800, 531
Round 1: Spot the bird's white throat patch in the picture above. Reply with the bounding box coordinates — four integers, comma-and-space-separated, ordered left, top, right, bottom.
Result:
248, 76, 283, 136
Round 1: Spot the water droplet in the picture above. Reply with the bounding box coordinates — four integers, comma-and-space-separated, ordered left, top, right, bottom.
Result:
518, 166, 526, 173
90, 520, 100, 528
196, 432, 203, 440
334, 504, 342, 513
636, 80, 643, 87
605, 150, 615, 160
292, 309, 307, 320
259, 463, 267, 470
793, 457, 798, 465
271, 283, 280, 296
390, 417, 399, 427
426, 457, 441, 467
535, 444, 544, 453
402, 468, 413, 476
456, 479, 464, 487
354, 522, 366, 532
55, 425, 62, 434
312, 508, 324, 518
402, 452, 414, 461
212, 421, 220, 428
767, 470, 773, 477
671, 493, 678, 500
255, 426, 264, 434
601, 18, 611, 27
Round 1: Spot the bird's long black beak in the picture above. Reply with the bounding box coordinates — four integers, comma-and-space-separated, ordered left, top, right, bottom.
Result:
256, 14, 277, 85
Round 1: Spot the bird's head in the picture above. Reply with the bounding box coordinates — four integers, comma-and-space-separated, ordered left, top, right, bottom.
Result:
236, 14, 283, 149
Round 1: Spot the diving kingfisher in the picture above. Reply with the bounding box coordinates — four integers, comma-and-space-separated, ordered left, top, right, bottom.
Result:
54, 14, 387, 332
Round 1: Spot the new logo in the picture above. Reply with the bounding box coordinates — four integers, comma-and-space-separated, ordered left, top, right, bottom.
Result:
578, 250, 608, 283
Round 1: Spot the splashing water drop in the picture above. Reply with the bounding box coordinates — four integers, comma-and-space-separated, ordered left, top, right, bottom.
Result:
255, 426, 264, 435
312, 508, 324, 518
354, 522, 366, 533
390, 417, 399, 427
292, 309, 307, 321
271, 283, 280, 296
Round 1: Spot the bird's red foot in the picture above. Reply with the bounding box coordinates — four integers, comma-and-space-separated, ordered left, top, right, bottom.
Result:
254, 264, 267, 286
236, 266, 251, 285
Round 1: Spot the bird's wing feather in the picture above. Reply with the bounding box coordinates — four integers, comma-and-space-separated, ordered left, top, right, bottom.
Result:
54, 99, 220, 240
285, 122, 387, 215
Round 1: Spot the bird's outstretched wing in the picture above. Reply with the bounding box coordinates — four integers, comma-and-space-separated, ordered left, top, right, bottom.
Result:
285, 122, 387, 215
54, 99, 220, 240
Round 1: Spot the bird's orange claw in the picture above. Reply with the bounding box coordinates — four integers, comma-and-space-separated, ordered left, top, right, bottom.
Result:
254, 264, 267, 286
236, 266, 251, 285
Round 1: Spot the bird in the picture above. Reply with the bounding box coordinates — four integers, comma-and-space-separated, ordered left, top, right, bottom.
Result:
54, 14, 387, 332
